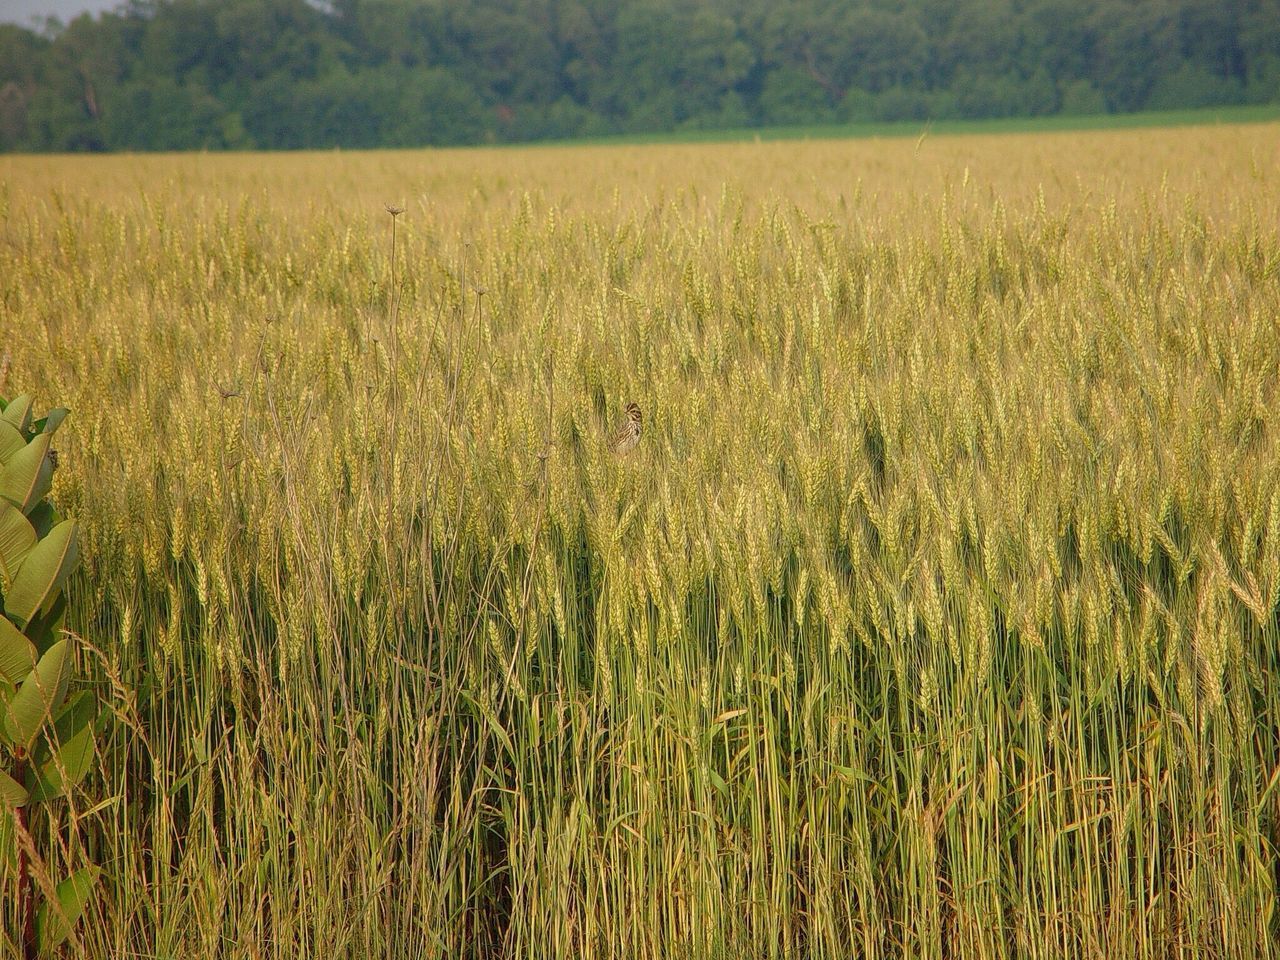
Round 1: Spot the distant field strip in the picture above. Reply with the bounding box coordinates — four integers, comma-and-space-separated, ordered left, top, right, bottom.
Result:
1, 123, 1279, 958
569, 102, 1280, 146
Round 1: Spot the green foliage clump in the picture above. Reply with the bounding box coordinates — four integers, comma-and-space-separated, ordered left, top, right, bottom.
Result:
0, 0, 1278, 151
0, 394, 97, 959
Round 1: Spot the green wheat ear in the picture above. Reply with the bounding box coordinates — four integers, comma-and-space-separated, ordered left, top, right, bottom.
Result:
0, 393, 100, 958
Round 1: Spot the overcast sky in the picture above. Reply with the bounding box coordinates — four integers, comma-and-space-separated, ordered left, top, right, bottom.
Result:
0, 0, 116, 26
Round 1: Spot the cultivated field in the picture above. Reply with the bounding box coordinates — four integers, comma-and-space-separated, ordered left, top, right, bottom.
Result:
2, 123, 1279, 958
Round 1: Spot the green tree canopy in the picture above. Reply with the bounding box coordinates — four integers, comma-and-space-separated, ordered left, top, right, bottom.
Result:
0, 0, 1276, 151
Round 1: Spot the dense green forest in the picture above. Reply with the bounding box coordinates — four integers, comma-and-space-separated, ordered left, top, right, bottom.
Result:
1, 0, 1279, 151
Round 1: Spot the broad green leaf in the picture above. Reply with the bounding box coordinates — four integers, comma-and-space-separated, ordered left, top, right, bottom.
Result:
0, 616, 36, 684
23, 592, 67, 655
28, 722, 95, 802
0, 768, 27, 808
6, 520, 78, 627
36, 866, 100, 953
0, 433, 52, 513
3, 639, 71, 750
51, 690, 97, 739
28, 692, 96, 766
0, 421, 23, 462
0, 501, 36, 589
1, 395, 32, 433
25, 499, 60, 539
42, 691, 99, 756
34, 408, 69, 436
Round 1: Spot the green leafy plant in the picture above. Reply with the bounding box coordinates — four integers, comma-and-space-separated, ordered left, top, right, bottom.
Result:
0, 394, 98, 960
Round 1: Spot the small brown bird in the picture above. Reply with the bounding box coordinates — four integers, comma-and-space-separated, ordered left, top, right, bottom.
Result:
609, 402, 642, 455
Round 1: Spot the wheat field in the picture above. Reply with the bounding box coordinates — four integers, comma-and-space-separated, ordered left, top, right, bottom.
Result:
2, 124, 1280, 958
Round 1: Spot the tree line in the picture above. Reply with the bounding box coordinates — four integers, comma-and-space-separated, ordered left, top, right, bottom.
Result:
1, 0, 1278, 152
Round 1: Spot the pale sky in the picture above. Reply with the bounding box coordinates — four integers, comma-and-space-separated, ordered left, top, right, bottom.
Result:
0, 0, 116, 26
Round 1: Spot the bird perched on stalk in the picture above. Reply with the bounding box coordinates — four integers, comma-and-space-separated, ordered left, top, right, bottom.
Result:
609, 402, 642, 455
